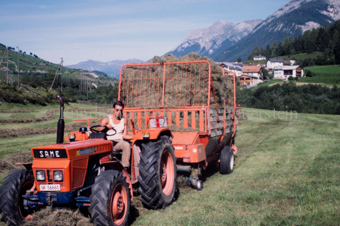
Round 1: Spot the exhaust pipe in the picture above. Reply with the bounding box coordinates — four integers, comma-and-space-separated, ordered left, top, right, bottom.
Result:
56, 94, 64, 144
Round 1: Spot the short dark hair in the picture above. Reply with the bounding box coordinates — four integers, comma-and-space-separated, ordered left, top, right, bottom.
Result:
113, 100, 124, 109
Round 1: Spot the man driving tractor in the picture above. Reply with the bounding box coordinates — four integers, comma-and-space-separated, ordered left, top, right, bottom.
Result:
100, 101, 132, 170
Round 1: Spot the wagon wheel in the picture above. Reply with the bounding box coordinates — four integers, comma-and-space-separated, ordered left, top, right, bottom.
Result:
138, 135, 177, 209
220, 146, 234, 174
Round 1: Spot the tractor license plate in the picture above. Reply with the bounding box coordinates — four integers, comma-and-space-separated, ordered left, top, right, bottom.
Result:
40, 184, 60, 191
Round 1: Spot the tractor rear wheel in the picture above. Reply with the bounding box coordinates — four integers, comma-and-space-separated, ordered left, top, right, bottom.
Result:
220, 146, 234, 174
89, 170, 131, 226
138, 136, 176, 209
0, 169, 35, 225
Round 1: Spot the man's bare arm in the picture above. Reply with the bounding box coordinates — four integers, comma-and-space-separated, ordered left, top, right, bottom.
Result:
98, 117, 113, 130
123, 118, 133, 140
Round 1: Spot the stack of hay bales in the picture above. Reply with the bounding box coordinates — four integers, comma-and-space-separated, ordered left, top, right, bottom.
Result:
121, 53, 233, 108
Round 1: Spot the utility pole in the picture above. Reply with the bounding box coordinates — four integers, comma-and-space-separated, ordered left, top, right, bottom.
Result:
86, 78, 88, 101
6, 47, 8, 84
16, 46, 20, 87
0, 51, 4, 83
60, 57, 63, 92
50, 58, 64, 90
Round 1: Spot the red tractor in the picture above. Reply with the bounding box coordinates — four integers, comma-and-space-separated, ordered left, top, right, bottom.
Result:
0, 95, 177, 226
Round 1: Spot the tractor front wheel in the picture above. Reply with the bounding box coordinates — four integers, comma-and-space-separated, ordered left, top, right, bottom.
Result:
220, 146, 234, 174
138, 136, 177, 209
89, 170, 131, 226
0, 169, 35, 225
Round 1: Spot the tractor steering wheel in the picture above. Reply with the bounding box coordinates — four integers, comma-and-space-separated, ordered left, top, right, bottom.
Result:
90, 125, 117, 136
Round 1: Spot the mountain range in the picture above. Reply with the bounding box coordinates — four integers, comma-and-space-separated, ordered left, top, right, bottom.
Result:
67, 59, 144, 78
214, 0, 340, 61
166, 19, 262, 59
69, 0, 340, 76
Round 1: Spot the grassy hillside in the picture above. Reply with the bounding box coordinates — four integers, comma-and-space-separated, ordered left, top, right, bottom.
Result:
299, 65, 340, 85
279, 52, 324, 62
249, 64, 340, 90
0, 105, 339, 225
0, 44, 117, 88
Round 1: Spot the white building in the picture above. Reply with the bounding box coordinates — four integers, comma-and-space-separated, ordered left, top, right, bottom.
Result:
242, 65, 263, 79
267, 58, 283, 71
273, 66, 304, 81
216, 62, 243, 77
253, 55, 266, 61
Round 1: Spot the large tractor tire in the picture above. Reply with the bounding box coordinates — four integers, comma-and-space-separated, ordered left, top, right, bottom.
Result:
220, 146, 234, 175
0, 169, 35, 225
138, 136, 177, 209
89, 170, 131, 226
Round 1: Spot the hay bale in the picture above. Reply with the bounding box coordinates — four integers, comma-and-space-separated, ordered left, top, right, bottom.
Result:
121, 53, 233, 108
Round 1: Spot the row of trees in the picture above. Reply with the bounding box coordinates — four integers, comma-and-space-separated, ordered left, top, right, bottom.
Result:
0, 68, 118, 105
0, 44, 39, 58
248, 20, 340, 65
237, 83, 340, 114
0, 80, 118, 106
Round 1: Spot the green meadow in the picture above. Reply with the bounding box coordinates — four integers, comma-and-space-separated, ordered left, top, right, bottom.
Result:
0, 104, 339, 225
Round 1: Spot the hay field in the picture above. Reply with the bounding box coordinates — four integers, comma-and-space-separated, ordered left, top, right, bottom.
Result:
1, 104, 340, 225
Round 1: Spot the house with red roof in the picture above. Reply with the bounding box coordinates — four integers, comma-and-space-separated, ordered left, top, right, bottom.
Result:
242, 65, 263, 79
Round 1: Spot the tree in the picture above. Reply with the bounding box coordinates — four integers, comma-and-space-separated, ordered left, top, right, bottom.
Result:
265, 45, 271, 58
262, 68, 271, 80
283, 36, 292, 55
271, 40, 277, 57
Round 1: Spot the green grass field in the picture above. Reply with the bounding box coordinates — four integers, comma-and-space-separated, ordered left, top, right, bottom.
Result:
132, 108, 340, 225
298, 65, 340, 86
0, 105, 339, 225
280, 52, 324, 62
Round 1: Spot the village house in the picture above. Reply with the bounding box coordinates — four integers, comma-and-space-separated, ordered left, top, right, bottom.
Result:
266, 58, 283, 72
273, 65, 305, 81
238, 74, 263, 87
253, 55, 266, 61
216, 62, 243, 77
242, 65, 263, 79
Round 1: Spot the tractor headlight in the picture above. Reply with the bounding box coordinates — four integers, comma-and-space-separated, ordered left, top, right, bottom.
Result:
142, 132, 150, 139
36, 170, 45, 181
53, 170, 63, 182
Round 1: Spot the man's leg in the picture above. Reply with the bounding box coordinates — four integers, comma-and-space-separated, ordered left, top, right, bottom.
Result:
113, 139, 131, 168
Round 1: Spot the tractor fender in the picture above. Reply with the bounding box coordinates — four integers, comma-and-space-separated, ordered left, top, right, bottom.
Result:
15, 162, 32, 170
131, 128, 172, 145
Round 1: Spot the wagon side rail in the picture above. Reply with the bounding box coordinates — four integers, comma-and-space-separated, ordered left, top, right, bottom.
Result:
123, 106, 210, 134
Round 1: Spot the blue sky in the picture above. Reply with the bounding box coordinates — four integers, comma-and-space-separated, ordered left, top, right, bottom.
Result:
0, 0, 289, 65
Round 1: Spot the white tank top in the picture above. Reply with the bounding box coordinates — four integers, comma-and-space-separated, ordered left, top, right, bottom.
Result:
107, 115, 124, 141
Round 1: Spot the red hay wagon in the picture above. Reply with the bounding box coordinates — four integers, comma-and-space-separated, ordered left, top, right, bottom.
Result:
119, 60, 241, 189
